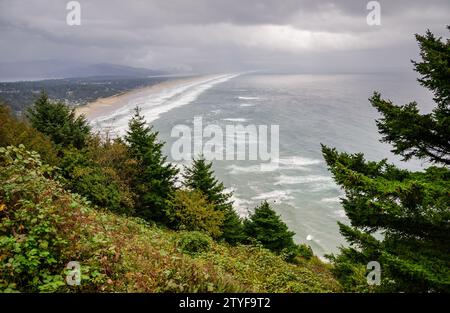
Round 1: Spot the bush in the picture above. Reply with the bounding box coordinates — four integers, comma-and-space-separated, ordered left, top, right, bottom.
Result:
0, 145, 341, 293
166, 190, 225, 238
59, 147, 133, 215
0, 145, 107, 292
0, 104, 58, 165
281, 244, 314, 263
86, 136, 137, 194
296, 244, 314, 260
177, 231, 212, 256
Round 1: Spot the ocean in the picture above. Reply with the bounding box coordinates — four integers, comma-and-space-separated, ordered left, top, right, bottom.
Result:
89, 72, 434, 257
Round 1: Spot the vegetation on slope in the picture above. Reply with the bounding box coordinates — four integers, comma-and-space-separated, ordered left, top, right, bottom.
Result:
0, 145, 340, 292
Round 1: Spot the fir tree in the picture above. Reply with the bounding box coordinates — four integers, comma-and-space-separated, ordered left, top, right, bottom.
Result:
125, 107, 178, 223
244, 201, 296, 253
183, 156, 246, 244
183, 156, 231, 211
322, 27, 450, 292
27, 91, 90, 149
370, 27, 450, 165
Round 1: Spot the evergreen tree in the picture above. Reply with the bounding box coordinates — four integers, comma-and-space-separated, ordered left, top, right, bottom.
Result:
27, 91, 90, 149
322, 27, 450, 292
183, 156, 231, 211
183, 156, 246, 244
369, 28, 450, 165
244, 201, 296, 253
125, 107, 178, 222
221, 209, 247, 245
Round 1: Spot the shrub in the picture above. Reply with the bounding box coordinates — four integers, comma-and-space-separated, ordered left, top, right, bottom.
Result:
0, 145, 340, 293
166, 190, 225, 238
177, 231, 212, 256
281, 244, 314, 263
0, 104, 58, 165
59, 147, 133, 215
296, 244, 314, 260
86, 136, 137, 192
0, 145, 107, 292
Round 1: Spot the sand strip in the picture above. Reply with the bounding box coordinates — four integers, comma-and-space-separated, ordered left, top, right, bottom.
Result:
75, 75, 213, 120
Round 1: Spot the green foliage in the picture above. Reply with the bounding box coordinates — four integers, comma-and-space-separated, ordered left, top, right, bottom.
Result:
296, 244, 314, 259
183, 156, 245, 244
27, 91, 91, 149
220, 209, 247, 245
85, 137, 136, 211
322, 146, 450, 292
125, 107, 178, 223
0, 104, 58, 165
59, 147, 132, 215
322, 27, 450, 292
326, 250, 371, 292
177, 231, 212, 256
244, 201, 296, 254
0, 145, 340, 293
166, 190, 225, 238
199, 244, 341, 293
282, 244, 314, 263
183, 156, 232, 211
0, 146, 107, 292
370, 27, 450, 165
86, 136, 137, 194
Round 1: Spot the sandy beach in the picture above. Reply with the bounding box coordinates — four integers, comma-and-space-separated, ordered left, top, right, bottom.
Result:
75, 74, 214, 120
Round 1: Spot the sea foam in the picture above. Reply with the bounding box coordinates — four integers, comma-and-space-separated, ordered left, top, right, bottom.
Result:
90, 73, 240, 137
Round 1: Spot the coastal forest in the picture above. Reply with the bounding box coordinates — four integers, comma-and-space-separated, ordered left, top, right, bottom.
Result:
0, 28, 448, 293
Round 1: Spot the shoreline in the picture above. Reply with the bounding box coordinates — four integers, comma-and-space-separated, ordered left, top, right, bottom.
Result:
75, 74, 213, 120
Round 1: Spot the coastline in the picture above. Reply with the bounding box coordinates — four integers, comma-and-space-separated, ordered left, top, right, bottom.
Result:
75, 74, 213, 120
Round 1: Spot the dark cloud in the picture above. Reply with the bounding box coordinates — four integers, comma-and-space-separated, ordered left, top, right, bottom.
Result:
0, 0, 449, 75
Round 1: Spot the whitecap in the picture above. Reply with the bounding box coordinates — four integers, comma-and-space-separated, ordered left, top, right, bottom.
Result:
223, 118, 249, 122
334, 210, 347, 218
274, 174, 332, 185
321, 196, 341, 203
90, 73, 241, 137
278, 156, 322, 167
251, 190, 294, 202
238, 96, 260, 100
229, 194, 252, 218
227, 163, 278, 174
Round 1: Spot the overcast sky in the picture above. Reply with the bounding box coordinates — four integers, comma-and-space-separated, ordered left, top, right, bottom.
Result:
0, 0, 449, 74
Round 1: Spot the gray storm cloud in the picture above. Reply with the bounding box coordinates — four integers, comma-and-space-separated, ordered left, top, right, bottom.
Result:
0, 0, 449, 74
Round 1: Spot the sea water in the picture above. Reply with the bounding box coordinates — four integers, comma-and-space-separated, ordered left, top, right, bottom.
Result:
90, 72, 434, 257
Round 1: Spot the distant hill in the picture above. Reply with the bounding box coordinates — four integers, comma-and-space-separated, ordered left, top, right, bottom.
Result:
62, 63, 166, 78
0, 60, 166, 81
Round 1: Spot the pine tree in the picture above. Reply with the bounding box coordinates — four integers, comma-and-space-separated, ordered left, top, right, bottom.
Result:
27, 91, 90, 149
322, 27, 450, 292
243, 201, 296, 253
125, 107, 178, 223
183, 156, 246, 244
183, 156, 231, 211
